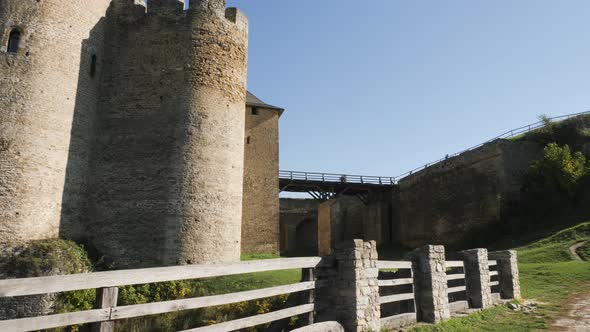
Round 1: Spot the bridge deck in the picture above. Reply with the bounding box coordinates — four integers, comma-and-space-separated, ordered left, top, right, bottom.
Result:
279, 170, 396, 195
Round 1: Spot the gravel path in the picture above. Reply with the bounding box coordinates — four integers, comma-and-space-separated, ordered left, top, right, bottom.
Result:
569, 241, 587, 261
550, 292, 590, 331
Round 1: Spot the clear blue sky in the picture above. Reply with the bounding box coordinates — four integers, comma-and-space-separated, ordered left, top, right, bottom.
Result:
227, 0, 590, 177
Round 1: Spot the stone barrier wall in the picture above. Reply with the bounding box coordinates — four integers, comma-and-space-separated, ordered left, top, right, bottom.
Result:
316, 241, 521, 331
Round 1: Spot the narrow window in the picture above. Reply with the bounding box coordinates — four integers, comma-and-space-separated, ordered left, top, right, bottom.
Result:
90, 54, 97, 77
246, 136, 251, 144
7, 29, 21, 54
251, 107, 258, 115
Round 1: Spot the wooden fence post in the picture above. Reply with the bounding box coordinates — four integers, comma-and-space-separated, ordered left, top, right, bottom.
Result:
91, 287, 118, 332
301, 268, 315, 325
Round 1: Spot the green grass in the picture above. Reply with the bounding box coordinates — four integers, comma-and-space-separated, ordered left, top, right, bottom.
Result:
407, 221, 590, 332
410, 305, 547, 332
240, 253, 282, 261
518, 221, 590, 264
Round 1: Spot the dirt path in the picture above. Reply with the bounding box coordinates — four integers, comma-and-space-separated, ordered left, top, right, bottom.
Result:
549, 292, 590, 331
569, 241, 587, 261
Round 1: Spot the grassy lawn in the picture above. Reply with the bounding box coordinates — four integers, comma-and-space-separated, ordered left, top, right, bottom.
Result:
407, 221, 590, 331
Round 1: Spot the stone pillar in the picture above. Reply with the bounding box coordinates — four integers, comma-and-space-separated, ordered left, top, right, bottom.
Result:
458, 249, 493, 309
317, 240, 380, 332
489, 250, 521, 300
407, 245, 450, 323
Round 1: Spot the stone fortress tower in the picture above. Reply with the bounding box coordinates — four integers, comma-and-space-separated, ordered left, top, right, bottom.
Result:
0, 0, 113, 247
0, 0, 252, 267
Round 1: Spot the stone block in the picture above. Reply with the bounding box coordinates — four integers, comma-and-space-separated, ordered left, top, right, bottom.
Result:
489, 250, 521, 300
408, 245, 450, 323
458, 248, 493, 309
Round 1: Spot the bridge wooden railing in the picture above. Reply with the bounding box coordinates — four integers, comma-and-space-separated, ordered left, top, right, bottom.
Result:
0, 257, 334, 332
279, 170, 397, 185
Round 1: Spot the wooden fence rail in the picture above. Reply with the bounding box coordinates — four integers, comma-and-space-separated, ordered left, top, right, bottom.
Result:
377, 260, 418, 329
0, 257, 334, 332
446, 261, 468, 313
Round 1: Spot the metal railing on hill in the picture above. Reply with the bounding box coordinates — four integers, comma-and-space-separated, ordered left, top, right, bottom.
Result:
281, 111, 590, 186
279, 170, 396, 186
393, 110, 590, 180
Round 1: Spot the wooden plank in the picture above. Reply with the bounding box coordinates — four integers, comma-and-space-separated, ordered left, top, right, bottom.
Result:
379, 293, 415, 305
302, 268, 315, 325
489, 271, 498, 277
377, 261, 412, 269
446, 274, 465, 281
0, 257, 331, 297
91, 287, 118, 332
0, 309, 110, 332
490, 281, 499, 286
446, 261, 464, 268
111, 281, 316, 320
380, 312, 417, 329
448, 286, 467, 294
488, 260, 498, 266
378, 278, 414, 287
449, 300, 469, 313
179, 304, 315, 332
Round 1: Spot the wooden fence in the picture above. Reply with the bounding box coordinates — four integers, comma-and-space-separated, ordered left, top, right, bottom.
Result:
376, 260, 417, 328
488, 259, 500, 301
446, 261, 468, 312
0, 246, 520, 331
0, 257, 333, 332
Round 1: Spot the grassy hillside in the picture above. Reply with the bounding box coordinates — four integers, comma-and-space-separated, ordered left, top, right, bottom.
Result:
410, 220, 590, 332
518, 221, 590, 263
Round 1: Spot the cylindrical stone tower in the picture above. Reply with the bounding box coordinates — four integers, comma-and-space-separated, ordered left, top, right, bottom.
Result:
178, 2, 249, 264
86, 0, 248, 267
0, 0, 111, 246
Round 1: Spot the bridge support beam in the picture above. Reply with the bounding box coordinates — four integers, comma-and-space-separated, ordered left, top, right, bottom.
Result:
318, 200, 334, 256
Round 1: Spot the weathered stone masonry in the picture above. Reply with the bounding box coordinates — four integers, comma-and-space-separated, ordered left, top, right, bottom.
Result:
314, 241, 521, 331
0, 0, 112, 247
0, 0, 252, 268
242, 94, 283, 254
458, 248, 493, 309
317, 240, 381, 332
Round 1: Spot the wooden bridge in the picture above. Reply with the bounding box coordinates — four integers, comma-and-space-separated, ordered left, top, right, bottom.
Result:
279, 170, 396, 201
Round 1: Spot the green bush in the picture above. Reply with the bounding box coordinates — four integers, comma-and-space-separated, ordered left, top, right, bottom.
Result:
525, 143, 587, 197
521, 143, 589, 224
522, 113, 590, 149
6, 239, 92, 278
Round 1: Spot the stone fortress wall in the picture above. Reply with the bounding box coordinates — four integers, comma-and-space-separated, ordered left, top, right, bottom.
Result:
0, 0, 250, 268
395, 139, 544, 248
279, 139, 549, 254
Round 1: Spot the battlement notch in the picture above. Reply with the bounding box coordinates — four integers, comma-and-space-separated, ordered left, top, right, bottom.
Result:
225, 8, 248, 32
